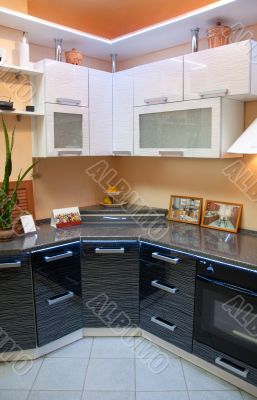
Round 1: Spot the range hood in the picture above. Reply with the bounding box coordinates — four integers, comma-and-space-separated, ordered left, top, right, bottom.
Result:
227, 119, 257, 154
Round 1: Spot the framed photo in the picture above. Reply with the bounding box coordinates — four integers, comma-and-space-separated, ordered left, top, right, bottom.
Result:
168, 195, 203, 225
201, 200, 243, 233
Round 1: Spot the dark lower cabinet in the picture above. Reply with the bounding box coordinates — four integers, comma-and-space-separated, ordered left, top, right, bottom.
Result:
140, 242, 196, 352
32, 242, 83, 346
0, 253, 36, 351
82, 240, 139, 328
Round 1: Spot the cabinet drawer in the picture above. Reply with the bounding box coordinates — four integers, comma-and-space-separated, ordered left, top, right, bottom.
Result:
0, 253, 36, 350
82, 241, 139, 328
140, 307, 193, 352
32, 242, 82, 346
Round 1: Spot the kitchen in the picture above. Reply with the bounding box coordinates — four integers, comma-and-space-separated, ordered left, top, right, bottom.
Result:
0, 0, 257, 399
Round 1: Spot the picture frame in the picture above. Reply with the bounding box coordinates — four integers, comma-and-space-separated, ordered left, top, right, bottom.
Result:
168, 195, 203, 225
201, 200, 243, 233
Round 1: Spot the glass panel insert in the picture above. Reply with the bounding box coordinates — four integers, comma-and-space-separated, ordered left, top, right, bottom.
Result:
139, 108, 212, 149
54, 112, 83, 149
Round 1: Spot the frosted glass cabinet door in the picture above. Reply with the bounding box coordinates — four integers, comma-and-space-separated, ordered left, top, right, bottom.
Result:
45, 104, 89, 156
134, 98, 222, 157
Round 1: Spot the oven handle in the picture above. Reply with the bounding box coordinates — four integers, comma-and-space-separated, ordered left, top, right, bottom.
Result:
197, 275, 257, 298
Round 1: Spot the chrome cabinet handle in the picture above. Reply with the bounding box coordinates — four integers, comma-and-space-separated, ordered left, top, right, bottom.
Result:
0, 261, 21, 269
199, 89, 228, 98
159, 151, 184, 157
112, 151, 132, 156
95, 248, 125, 254
56, 98, 81, 106
44, 251, 73, 262
47, 290, 74, 306
215, 357, 249, 379
152, 252, 180, 265
151, 316, 177, 332
144, 96, 168, 105
58, 150, 82, 156
151, 280, 178, 294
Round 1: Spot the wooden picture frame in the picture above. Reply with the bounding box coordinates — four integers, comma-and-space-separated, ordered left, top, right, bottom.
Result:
168, 195, 203, 225
201, 200, 243, 233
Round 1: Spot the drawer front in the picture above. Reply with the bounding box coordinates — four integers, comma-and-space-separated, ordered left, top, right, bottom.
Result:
0, 253, 36, 350
141, 308, 193, 352
193, 340, 257, 387
82, 241, 139, 328
32, 242, 82, 346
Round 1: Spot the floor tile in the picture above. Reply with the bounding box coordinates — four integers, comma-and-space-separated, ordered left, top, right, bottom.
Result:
91, 337, 134, 359
47, 338, 93, 358
134, 337, 177, 359
28, 391, 82, 400
182, 360, 238, 391
0, 390, 29, 400
85, 358, 135, 391
83, 392, 135, 400
136, 391, 189, 400
136, 358, 186, 391
241, 392, 257, 400
33, 358, 89, 391
0, 359, 42, 390
188, 391, 243, 400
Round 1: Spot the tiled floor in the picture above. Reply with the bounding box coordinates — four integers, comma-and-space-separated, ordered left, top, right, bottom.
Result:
0, 337, 256, 400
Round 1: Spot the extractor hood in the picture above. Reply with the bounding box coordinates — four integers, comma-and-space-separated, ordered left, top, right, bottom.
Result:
227, 119, 257, 154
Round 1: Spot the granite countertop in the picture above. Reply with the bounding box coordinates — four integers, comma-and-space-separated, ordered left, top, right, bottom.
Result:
1, 219, 257, 270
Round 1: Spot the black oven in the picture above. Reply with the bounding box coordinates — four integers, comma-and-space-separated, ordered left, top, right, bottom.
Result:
194, 258, 257, 369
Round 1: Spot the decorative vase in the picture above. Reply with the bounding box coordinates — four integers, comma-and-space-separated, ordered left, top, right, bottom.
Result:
191, 28, 200, 53
0, 228, 14, 241
207, 22, 231, 48
65, 48, 83, 65
19, 32, 30, 68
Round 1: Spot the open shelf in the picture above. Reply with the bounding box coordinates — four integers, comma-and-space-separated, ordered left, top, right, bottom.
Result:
0, 110, 44, 116
0, 63, 43, 76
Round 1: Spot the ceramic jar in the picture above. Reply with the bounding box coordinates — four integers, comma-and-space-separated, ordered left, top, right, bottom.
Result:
65, 48, 83, 65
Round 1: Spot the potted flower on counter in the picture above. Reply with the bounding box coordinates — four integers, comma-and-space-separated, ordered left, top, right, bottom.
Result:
0, 118, 36, 240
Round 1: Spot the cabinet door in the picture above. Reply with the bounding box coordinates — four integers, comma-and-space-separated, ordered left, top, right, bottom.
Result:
44, 60, 88, 106
32, 242, 82, 347
133, 57, 183, 106
45, 103, 89, 156
184, 40, 254, 100
89, 69, 113, 155
113, 70, 134, 155
82, 241, 139, 328
0, 253, 36, 351
134, 98, 221, 157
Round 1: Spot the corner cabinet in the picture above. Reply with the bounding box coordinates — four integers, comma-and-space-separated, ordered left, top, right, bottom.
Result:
134, 97, 244, 158
184, 40, 257, 101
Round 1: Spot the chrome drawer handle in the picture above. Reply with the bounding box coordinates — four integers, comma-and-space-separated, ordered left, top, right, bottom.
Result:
199, 89, 228, 98
112, 151, 132, 156
151, 316, 177, 332
58, 150, 82, 156
56, 98, 81, 106
44, 251, 73, 262
0, 261, 21, 269
47, 291, 74, 306
151, 280, 178, 294
95, 248, 125, 254
152, 252, 180, 265
144, 96, 168, 105
215, 357, 249, 379
159, 151, 184, 157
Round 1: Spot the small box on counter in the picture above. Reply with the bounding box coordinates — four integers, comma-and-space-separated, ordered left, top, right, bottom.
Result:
51, 206, 82, 228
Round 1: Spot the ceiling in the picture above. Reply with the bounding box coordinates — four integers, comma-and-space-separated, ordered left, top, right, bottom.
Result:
27, 0, 218, 39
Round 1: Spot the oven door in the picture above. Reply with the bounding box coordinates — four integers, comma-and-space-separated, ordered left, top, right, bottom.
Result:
194, 275, 257, 368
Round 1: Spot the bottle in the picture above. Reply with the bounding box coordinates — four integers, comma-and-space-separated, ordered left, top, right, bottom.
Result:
19, 32, 30, 68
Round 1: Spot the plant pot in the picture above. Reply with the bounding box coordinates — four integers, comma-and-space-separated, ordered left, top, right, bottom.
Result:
0, 228, 14, 241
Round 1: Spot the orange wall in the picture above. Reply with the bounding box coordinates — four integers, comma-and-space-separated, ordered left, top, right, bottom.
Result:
0, 0, 27, 13
27, 0, 218, 38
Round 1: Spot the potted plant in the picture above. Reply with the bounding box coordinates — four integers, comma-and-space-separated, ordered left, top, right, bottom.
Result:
0, 118, 36, 240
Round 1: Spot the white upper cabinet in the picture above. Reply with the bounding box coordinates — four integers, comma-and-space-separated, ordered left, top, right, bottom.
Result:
113, 69, 134, 155
37, 59, 89, 106
134, 98, 244, 158
184, 40, 257, 101
89, 69, 113, 156
133, 57, 183, 106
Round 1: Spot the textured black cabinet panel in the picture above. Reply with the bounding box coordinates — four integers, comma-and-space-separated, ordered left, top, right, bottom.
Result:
193, 340, 257, 386
32, 242, 83, 346
0, 253, 36, 351
140, 243, 196, 352
82, 241, 139, 328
